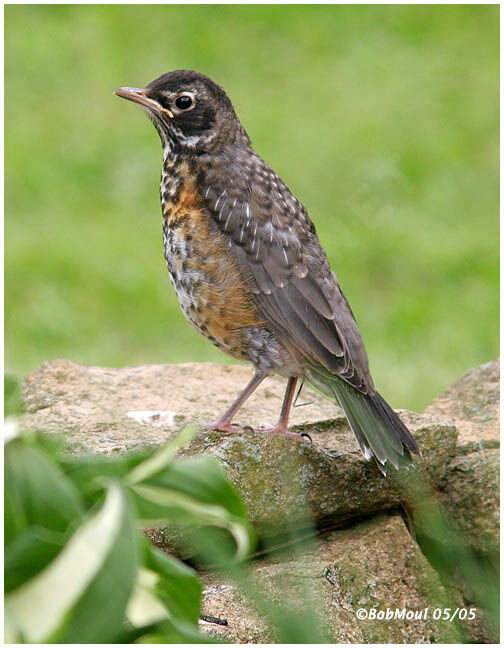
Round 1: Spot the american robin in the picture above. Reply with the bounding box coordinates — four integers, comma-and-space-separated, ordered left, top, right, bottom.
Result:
115, 70, 421, 474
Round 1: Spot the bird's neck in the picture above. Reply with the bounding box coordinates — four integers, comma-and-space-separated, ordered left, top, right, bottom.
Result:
159, 137, 256, 224
160, 148, 186, 219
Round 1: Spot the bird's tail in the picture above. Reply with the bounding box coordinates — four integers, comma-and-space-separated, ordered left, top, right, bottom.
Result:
307, 371, 422, 474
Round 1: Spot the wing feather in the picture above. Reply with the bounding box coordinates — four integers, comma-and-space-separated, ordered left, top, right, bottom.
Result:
201, 157, 373, 395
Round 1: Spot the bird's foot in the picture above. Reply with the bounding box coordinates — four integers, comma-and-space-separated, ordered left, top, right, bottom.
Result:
243, 423, 306, 440
203, 420, 307, 441
202, 420, 242, 434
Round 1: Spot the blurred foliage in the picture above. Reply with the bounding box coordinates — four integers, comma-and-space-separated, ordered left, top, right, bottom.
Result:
4, 420, 331, 643
5, 374, 23, 418
5, 424, 252, 642
392, 470, 499, 642
5, 5, 498, 411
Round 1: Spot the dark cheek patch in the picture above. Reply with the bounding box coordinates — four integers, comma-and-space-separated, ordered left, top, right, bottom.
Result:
178, 105, 216, 137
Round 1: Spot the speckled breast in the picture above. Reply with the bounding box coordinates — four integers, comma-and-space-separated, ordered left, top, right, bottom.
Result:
160, 161, 263, 361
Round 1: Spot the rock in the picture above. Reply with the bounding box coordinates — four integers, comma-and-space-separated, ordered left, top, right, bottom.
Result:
19, 358, 498, 642
439, 449, 499, 556
425, 358, 499, 454
20, 360, 456, 539
424, 359, 499, 557
423, 359, 499, 643
201, 514, 464, 643
20, 359, 339, 455
182, 412, 455, 538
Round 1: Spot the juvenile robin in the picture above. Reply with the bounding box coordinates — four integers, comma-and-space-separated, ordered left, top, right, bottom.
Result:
115, 70, 421, 474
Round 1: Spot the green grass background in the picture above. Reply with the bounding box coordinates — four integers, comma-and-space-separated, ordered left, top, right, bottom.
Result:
5, 5, 499, 412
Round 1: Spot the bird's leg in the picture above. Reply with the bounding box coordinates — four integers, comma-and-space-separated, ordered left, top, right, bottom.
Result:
255, 376, 303, 438
204, 375, 306, 440
203, 372, 266, 433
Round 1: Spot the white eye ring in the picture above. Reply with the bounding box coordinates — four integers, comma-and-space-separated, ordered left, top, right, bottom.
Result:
174, 93, 195, 112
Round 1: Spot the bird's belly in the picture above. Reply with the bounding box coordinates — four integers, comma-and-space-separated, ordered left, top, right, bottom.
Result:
163, 221, 261, 361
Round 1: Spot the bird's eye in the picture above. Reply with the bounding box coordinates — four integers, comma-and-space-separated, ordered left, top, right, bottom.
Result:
175, 95, 194, 111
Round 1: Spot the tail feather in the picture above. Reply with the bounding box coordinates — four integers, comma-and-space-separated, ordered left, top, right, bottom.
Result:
308, 371, 422, 474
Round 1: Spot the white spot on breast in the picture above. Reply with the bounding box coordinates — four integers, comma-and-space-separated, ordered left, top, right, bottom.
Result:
164, 228, 203, 316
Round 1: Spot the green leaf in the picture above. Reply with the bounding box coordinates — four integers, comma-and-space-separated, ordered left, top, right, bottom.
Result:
126, 567, 171, 627
128, 455, 254, 562
5, 526, 66, 592
144, 540, 202, 625
125, 546, 212, 643
138, 455, 249, 521
61, 450, 151, 500
125, 424, 200, 486
5, 439, 85, 544
53, 486, 139, 643
132, 483, 251, 562
4, 430, 257, 641
5, 483, 136, 643
105, 618, 220, 643
5, 374, 23, 417
136, 619, 220, 644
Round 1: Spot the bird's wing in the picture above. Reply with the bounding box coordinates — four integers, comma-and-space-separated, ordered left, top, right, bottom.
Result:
202, 156, 374, 394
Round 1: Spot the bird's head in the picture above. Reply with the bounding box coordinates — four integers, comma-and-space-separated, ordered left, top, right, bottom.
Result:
115, 69, 248, 154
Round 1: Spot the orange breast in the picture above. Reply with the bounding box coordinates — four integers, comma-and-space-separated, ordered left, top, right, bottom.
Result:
162, 167, 263, 360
